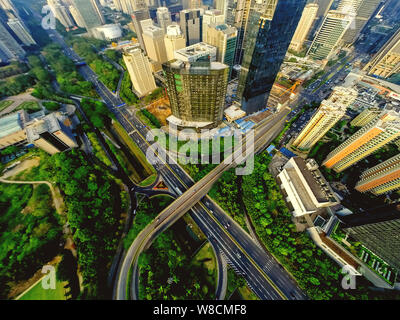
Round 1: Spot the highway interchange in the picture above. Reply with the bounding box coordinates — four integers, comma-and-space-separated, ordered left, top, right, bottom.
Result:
44, 25, 308, 301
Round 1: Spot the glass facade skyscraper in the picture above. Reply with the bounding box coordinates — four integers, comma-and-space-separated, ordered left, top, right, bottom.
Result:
237, 0, 307, 114
72, 0, 105, 30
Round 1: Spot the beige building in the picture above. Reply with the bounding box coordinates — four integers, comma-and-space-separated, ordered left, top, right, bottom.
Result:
292, 87, 358, 151
202, 9, 225, 41
142, 25, 168, 65
289, 3, 319, 52
363, 28, 400, 79
123, 44, 157, 97
277, 157, 339, 218
350, 106, 381, 127
164, 24, 186, 61
323, 110, 400, 172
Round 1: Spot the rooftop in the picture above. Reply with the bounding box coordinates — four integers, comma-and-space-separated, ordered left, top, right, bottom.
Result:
0, 110, 27, 139
25, 113, 62, 142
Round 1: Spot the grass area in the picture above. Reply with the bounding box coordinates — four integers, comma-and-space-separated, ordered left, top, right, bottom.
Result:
18, 279, 67, 300
238, 285, 259, 300
138, 174, 157, 187
87, 132, 112, 167
0, 100, 13, 112
112, 120, 155, 177
15, 101, 41, 114
192, 242, 217, 289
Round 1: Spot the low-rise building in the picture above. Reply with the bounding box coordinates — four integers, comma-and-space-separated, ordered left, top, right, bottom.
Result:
224, 104, 246, 123
0, 110, 29, 149
277, 157, 339, 218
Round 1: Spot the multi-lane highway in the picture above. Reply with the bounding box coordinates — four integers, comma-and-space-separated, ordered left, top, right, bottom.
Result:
43, 25, 307, 301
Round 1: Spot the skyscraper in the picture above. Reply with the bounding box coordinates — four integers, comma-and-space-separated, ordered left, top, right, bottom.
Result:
363, 28, 400, 79
163, 59, 229, 129
164, 24, 186, 61
48, 0, 75, 28
123, 44, 157, 97
323, 111, 400, 172
307, 10, 353, 60
204, 23, 237, 79
355, 154, 400, 195
131, 10, 151, 53
340, 203, 400, 270
7, 18, 36, 46
337, 0, 382, 46
179, 8, 203, 46
71, 0, 105, 30
69, 5, 86, 28
202, 9, 224, 41
289, 3, 319, 52
0, 21, 25, 60
350, 106, 381, 127
142, 25, 168, 64
236, 0, 307, 114
156, 7, 172, 31
292, 87, 358, 151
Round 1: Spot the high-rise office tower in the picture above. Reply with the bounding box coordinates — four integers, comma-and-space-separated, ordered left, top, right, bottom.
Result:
142, 25, 168, 64
350, 106, 381, 127
163, 59, 229, 129
307, 10, 353, 60
7, 18, 36, 46
48, 0, 75, 28
156, 6, 172, 31
0, 0, 19, 18
323, 111, 400, 172
164, 24, 186, 61
120, 0, 147, 13
202, 9, 224, 41
123, 44, 157, 97
289, 3, 319, 52
131, 10, 151, 53
309, 0, 334, 37
179, 8, 203, 46
363, 28, 400, 79
355, 154, 400, 195
340, 203, 400, 270
204, 23, 237, 79
0, 21, 24, 60
182, 0, 201, 10
69, 5, 86, 28
232, 0, 250, 66
292, 87, 358, 151
71, 0, 105, 30
337, 0, 381, 46
236, 0, 307, 114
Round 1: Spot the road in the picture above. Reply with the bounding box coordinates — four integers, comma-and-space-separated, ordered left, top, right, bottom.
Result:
43, 24, 307, 301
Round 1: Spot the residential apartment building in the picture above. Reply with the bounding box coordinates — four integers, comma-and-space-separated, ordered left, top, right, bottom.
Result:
355, 153, 400, 194
323, 111, 400, 172
350, 106, 381, 127
292, 87, 358, 151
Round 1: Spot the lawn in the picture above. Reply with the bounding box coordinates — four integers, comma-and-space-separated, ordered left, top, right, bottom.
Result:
15, 101, 41, 113
18, 278, 67, 300
0, 100, 13, 112
192, 242, 217, 288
